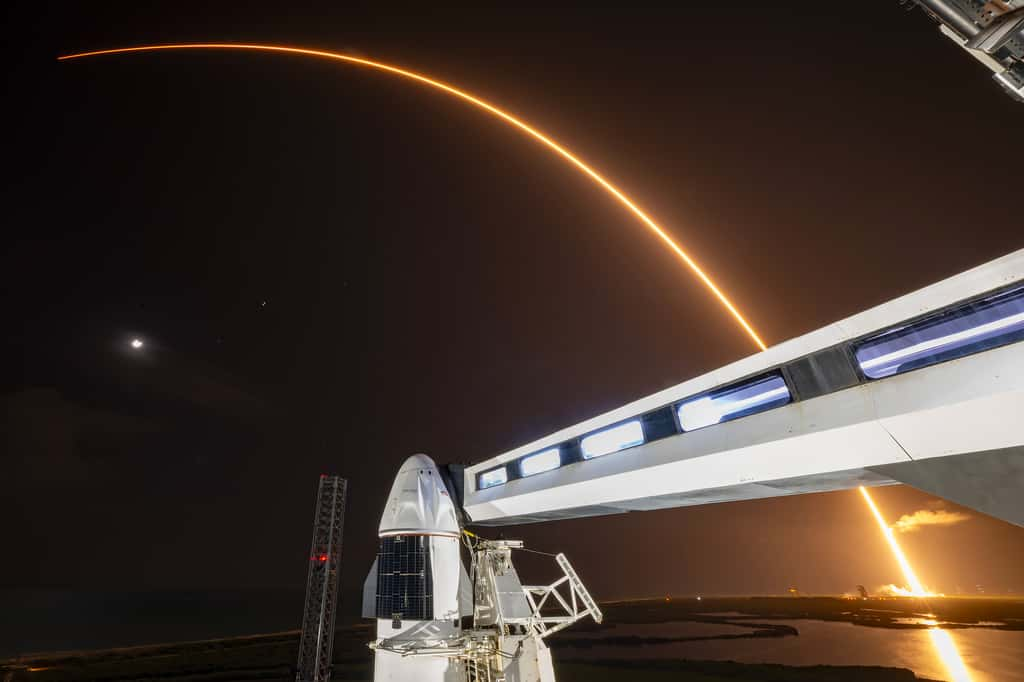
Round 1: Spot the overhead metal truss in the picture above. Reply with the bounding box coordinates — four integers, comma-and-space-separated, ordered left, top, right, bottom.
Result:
510, 552, 603, 639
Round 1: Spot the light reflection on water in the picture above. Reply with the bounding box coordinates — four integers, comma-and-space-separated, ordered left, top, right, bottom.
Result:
927, 625, 973, 682
556, 619, 1024, 681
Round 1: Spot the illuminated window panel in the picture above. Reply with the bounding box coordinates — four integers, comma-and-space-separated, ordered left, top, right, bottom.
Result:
855, 286, 1024, 379
519, 448, 562, 477
580, 421, 644, 460
477, 467, 508, 490
677, 374, 791, 432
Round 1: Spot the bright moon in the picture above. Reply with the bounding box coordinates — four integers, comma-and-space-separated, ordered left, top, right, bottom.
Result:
130, 338, 144, 349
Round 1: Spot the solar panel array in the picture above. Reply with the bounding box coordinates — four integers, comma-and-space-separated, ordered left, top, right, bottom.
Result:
375, 535, 433, 621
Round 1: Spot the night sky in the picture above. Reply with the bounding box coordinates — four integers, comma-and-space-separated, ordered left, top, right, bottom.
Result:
3, 1, 1023, 650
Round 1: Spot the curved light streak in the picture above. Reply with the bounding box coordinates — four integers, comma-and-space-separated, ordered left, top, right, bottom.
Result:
58, 43, 767, 351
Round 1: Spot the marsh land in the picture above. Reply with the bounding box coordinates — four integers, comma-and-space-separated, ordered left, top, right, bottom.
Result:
3, 596, 1021, 681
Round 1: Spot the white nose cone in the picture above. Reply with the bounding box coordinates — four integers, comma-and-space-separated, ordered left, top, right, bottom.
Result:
378, 454, 460, 538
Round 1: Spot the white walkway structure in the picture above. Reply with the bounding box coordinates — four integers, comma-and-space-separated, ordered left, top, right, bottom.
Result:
462, 250, 1024, 528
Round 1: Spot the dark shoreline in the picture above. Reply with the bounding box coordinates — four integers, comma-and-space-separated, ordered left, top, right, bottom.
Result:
4, 596, 1020, 681
597, 595, 1024, 631
0, 627, 936, 682
554, 614, 799, 649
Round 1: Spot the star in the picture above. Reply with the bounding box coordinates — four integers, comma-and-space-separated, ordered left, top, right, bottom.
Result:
130, 338, 144, 349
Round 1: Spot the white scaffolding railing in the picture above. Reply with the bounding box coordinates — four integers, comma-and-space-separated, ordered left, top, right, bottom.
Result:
511, 552, 603, 638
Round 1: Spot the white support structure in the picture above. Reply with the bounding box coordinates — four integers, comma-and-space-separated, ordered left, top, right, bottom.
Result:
516, 553, 603, 639
463, 250, 1024, 528
366, 456, 602, 682
370, 537, 600, 682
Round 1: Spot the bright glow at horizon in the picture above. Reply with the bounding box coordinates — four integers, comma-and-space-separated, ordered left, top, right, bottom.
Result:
130, 338, 143, 349
677, 375, 790, 431
519, 448, 561, 477
861, 486, 972, 682
58, 43, 768, 352
858, 487, 931, 597
581, 421, 644, 460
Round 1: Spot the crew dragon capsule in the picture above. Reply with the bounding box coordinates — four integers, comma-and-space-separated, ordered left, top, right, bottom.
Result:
364, 454, 472, 681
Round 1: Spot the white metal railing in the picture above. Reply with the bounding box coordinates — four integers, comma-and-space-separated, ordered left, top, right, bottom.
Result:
511, 552, 602, 638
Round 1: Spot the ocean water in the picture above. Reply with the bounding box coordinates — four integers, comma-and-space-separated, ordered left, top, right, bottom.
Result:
5, 592, 1022, 682
557, 619, 1024, 682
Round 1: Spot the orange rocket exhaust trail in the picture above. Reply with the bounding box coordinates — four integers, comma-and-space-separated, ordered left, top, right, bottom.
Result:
859, 488, 973, 680
58, 43, 767, 351
858, 486, 930, 596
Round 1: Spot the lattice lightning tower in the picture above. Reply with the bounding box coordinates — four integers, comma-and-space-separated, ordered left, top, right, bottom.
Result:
296, 475, 347, 682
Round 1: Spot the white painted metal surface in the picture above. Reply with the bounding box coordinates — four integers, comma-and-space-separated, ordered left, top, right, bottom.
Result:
370, 456, 602, 682
373, 455, 464, 682
463, 249, 1024, 526
380, 454, 460, 537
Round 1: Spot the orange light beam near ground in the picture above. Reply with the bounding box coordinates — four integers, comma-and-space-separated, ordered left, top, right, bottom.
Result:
924, 619, 974, 682
859, 488, 974, 681
858, 486, 928, 596
58, 43, 767, 352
